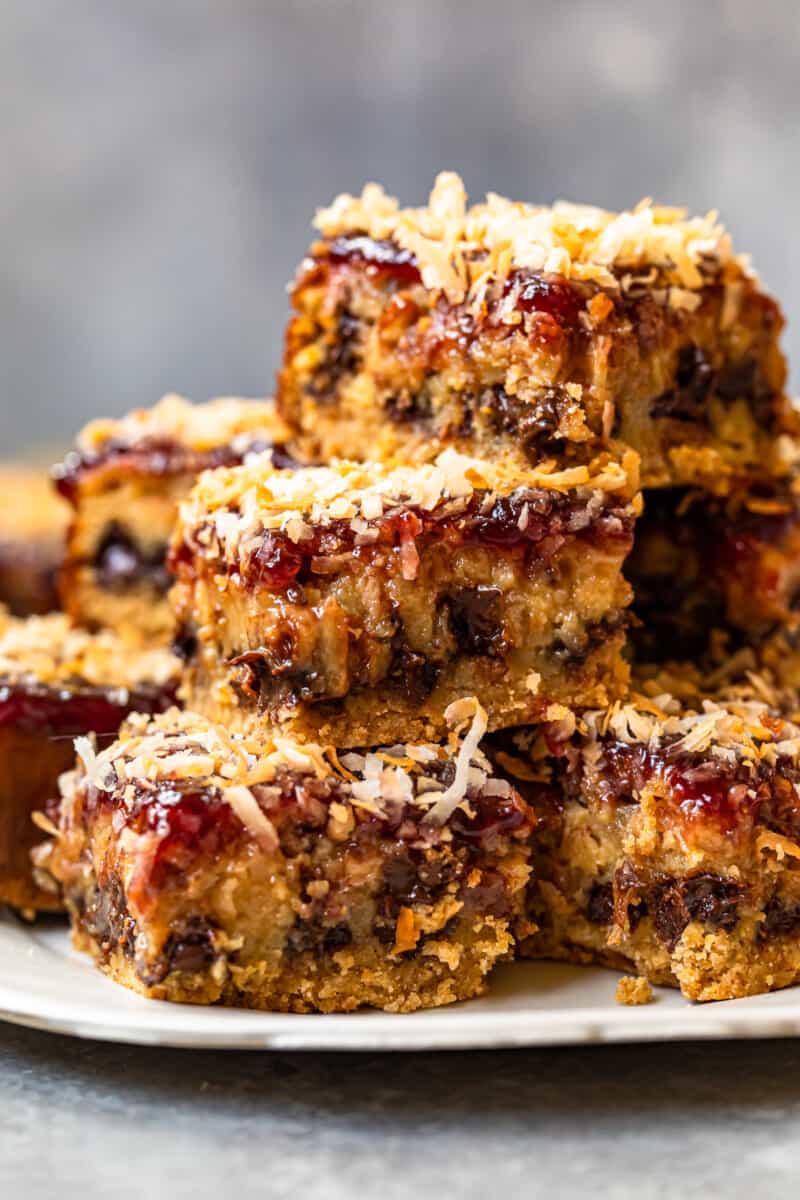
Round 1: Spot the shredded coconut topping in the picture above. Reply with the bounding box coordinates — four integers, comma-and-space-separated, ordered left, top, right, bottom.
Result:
74, 393, 290, 456
314, 171, 743, 306
67, 700, 508, 834
579, 685, 800, 770
179, 445, 637, 565
0, 609, 179, 691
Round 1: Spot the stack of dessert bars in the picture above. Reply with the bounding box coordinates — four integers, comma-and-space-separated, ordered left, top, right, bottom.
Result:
8, 174, 800, 1010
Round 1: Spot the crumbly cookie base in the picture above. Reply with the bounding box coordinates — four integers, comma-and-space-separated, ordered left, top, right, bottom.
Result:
523, 902, 800, 1003
62, 568, 176, 643
184, 638, 629, 748
73, 917, 514, 1013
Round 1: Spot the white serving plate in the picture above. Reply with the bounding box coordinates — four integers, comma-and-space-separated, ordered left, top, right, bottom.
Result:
4, 907, 800, 1049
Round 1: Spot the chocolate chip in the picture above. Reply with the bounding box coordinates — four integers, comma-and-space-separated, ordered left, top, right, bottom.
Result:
94, 523, 172, 594
652, 874, 744, 951
650, 345, 714, 423
756, 896, 800, 943
446, 586, 506, 657
586, 881, 614, 925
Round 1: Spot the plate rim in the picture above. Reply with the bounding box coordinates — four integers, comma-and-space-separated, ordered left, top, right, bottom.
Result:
6, 911, 800, 1051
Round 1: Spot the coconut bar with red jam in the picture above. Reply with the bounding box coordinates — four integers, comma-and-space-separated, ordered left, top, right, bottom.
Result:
278, 173, 794, 492
54, 394, 297, 641
509, 673, 800, 1002
36, 701, 535, 1012
170, 446, 639, 747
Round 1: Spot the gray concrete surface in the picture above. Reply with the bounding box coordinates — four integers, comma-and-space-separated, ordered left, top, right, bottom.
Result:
2, 1022, 800, 1198
1, 0, 800, 452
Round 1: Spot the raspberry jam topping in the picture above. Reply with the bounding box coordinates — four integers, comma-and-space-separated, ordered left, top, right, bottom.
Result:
326, 235, 422, 286
200, 489, 634, 594
324, 235, 585, 326
511, 272, 583, 325
0, 680, 175, 736
592, 739, 800, 841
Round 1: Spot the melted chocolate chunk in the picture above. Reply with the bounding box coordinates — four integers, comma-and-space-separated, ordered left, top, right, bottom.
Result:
650, 345, 714, 422
383, 851, 456, 908
94, 523, 172, 594
756, 896, 800, 943
285, 917, 353, 957
386, 637, 440, 704
384, 387, 431, 424
80, 876, 136, 963
306, 306, 363, 400
652, 874, 744, 951
446, 586, 506, 657
586, 881, 614, 925
172, 625, 199, 662
486, 385, 566, 456
164, 919, 217, 975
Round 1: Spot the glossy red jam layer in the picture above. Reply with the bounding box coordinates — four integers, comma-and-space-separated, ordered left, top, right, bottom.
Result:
175, 488, 634, 594
326, 235, 422, 285
53, 436, 298, 505
82, 770, 533, 885
583, 737, 800, 841
321, 234, 586, 324
0, 679, 176, 736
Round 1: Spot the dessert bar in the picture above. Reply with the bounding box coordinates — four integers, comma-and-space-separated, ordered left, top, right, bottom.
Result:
0, 611, 178, 912
629, 481, 800, 658
54, 394, 296, 640
510, 675, 800, 1001
171, 447, 639, 746
37, 701, 535, 1012
279, 173, 795, 491
0, 466, 69, 615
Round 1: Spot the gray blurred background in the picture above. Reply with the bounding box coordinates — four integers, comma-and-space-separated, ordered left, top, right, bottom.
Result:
1, 0, 799, 454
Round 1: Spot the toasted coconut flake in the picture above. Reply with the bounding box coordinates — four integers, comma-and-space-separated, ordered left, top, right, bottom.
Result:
424, 698, 489, 824
177, 445, 638, 570
0, 611, 180, 693
63, 705, 519, 839
73, 393, 289, 456
225, 785, 279, 850
314, 173, 741, 308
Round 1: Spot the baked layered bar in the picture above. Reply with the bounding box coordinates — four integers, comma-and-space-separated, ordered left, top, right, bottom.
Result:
0, 466, 69, 615
171, 447, 639, 747
54, 393, 296, 640
629, 481, 800, 658
511, 677, 800, 1001
278, 173, 795, 491
36, 701, 535, 1012
0, 611, 177, 913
